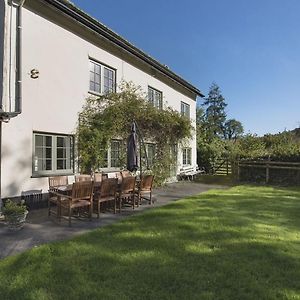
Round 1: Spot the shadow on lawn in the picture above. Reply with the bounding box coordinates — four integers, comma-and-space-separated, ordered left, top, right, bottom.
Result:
1, 185, 300, 299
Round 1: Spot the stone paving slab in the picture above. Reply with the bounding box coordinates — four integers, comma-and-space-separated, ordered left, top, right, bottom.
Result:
0, 182, 226, 259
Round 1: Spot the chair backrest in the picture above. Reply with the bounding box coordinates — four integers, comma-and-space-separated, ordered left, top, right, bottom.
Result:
71, 181, 94, 201
120, 176, 136, 194
94, 173, 103, 183
107, 172, 116, 179
75, 174, 92, 182
49, 176, 68, 189
140, 175, 154, 191
100, 178, 118, 198
121, 170, 131, 178
115, 172, 122, 183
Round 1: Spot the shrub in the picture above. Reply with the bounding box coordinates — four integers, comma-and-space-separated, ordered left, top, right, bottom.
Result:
3, 200, 27, 216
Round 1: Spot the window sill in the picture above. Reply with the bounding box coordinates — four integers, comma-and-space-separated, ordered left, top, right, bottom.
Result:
88, 91, 102, 97
31, 172, 75, 178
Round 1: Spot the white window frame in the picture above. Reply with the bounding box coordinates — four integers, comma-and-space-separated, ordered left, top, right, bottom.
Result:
181, 101, 190, 119
110, 140, 122, 168
100, 139, 123, 170
148, 86, 163, 109
89, 59, 116, 95
170, 144, 178, 176
32, 132, 74, 177
182, 148, 192, 166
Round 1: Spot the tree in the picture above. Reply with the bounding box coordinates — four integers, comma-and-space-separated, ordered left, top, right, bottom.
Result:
77, 82, 193, 185
202, 83, 227, 138
223, 119, 244, 140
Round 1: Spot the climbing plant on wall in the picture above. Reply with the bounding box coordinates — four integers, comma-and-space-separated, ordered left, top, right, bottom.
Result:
77, 82, 193, 185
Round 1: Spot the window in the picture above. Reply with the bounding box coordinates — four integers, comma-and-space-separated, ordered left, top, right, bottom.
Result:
182, 148, 191, 165
181, 101, 190, 119
148, 86, 163, 109
89, 60, 116, 94
145, 143, 156, 167
110, 140, 121, 168
99, 140, 123, 170
170, 144, 178, 176
33, 132, 74, 176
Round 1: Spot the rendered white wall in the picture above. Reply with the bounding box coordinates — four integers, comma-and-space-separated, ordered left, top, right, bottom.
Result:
1, 4, 197, 198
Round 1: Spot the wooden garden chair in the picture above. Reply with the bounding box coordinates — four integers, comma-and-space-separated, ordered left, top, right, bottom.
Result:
56, 181, 94, 226
94, 172, 103, 183
48, 176, 69, 217
118, 176, 136, 212
121, 170, 131, 178
93, 178, 118, 218
135, 175, 154, 206
115, 171, 122, 184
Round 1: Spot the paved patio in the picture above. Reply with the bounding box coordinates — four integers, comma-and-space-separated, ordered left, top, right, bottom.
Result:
0, 182, 226, 259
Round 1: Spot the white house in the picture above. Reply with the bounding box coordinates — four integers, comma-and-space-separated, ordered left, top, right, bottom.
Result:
0, 0, 203, 200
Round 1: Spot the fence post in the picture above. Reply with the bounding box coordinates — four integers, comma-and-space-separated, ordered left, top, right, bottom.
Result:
237, 157, 240, 182
226, 159, 229, 175
266, 156, 270, 184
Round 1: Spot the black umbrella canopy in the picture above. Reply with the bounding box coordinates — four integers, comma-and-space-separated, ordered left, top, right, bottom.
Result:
127, 122, 139, 172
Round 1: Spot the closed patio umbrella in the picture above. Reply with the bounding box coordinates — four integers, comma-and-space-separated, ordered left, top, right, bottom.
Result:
127, 122, 139, 172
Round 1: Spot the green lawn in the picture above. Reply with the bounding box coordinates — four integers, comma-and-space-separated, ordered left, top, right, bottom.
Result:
1, 186, 300, 300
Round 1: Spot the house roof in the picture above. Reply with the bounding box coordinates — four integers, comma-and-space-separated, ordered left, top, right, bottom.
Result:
41, 0, 204, 98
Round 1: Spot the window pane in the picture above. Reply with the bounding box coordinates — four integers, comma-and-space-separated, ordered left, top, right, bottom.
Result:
146, 144, 155, 167
94, 83, 100, 94
104, 68, 109, 77
46, 136, 52, 147
57, 159, 66, 170
188, 149, 191, 165
35, 148, 43, 159
95, 64, 100, 74
46, 159, 52, 170
65, 158, 71, 170
104, 68, 115, 93
57, 148, 65, 159
90, 72, 95, 82
182, 148, 191, 165
46, 147, 52, 159
89, 61, 101, 93
89, 61, 95, 71
111, 140, 120, 167
37, 159, 43, 171
35, 135, 43, 147
57, 137, 64, 147
89, 81, 95, 92
181, 102, 190, 118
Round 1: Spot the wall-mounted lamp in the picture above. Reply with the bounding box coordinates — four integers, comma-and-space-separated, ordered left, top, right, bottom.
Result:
30, 69, 39, 79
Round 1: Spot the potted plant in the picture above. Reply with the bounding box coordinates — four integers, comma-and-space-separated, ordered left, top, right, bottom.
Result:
3, 199, 28, 230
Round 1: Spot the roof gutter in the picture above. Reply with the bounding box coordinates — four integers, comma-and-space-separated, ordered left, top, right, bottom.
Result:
42, 0, 204, 98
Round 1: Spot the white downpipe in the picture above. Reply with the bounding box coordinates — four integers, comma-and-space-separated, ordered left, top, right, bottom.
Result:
0, 0, 26, 213
8, 0, 25, 113
8, 0, 13, 112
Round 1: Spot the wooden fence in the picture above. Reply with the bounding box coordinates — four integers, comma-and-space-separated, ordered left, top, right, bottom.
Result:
236, 159, 300, 185
209, 158, 300, 185
211, 158, 232, 175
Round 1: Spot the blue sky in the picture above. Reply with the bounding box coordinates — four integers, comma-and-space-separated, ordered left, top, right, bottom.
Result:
71, 0, 300, 135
